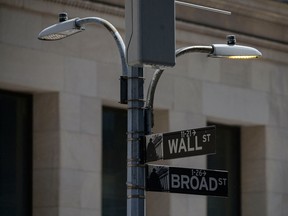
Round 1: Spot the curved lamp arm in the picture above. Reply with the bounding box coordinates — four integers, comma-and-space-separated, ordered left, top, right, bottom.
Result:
144, 45, 212, 134
38, 16, 128, 76
145, 45, 213, 109
76, 18, 128, 76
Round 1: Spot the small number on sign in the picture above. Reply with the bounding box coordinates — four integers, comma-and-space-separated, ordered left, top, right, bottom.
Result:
191, 169, 207, 177
181, 130, 192, 138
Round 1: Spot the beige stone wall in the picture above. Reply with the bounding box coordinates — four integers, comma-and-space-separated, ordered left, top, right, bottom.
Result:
0, 0, 288, 216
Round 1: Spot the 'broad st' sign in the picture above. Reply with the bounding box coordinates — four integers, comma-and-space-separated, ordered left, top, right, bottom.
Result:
146, 165, 228, 197
145, 126, 216, 162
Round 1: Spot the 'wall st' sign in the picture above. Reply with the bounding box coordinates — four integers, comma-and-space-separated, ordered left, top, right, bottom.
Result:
146, 165, 228, 197
145, 126, 216, 162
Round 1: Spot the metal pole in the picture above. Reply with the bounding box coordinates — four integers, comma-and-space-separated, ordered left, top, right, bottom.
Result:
127, 66, 145, 216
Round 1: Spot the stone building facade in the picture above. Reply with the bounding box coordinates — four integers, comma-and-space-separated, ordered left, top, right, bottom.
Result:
0, 0, 288, 216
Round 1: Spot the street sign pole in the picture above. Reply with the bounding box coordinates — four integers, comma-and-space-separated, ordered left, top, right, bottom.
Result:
127, 66, 145, 216
125, 1, 175, 215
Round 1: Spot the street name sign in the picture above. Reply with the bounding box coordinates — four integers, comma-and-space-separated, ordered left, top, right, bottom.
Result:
146, 165, 228, 197
145, 126, 216, 162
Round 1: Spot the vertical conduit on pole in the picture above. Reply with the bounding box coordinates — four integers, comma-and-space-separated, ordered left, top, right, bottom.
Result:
127, 66, 145, 216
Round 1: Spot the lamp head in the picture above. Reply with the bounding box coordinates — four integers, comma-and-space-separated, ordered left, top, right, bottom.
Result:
209, 35, 262, 59
38, 14, 84, 41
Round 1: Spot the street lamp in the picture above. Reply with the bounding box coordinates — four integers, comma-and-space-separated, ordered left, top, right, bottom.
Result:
38, 13, 145, 216
39, 13, 130, 104
145, 35, 262, 134
38, 13, 261, 216
38, 13, 128, 77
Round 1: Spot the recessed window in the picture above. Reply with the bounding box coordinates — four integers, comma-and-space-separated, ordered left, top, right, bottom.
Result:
207, 123, 241, 216
102, 106, 127, 216
0, 90, 32, 216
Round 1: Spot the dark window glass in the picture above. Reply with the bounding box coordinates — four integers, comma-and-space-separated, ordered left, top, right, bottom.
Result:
207, 123, 241, 216
102, 106, 127, 216
0, 90, 32, 216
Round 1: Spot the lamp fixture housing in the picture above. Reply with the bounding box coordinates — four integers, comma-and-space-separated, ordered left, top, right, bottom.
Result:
209, 35, 262, 59
209, 44, 262, 59
38, 18, 84, 41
